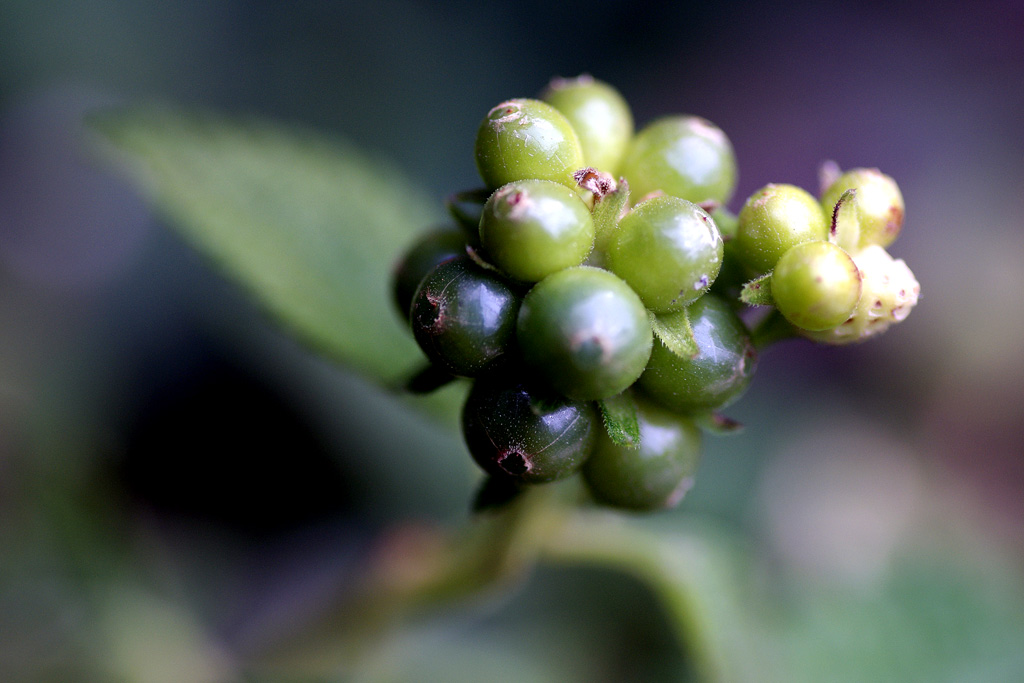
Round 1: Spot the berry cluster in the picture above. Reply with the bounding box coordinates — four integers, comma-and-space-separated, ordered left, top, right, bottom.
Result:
392, 75, 919, 512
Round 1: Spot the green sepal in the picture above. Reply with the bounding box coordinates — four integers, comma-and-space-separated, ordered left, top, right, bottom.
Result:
591, 177, 630, 255
649, 308, 699, 359
740, 273, 774, 306
597, 391, 641, 449
829, 188, 860, 252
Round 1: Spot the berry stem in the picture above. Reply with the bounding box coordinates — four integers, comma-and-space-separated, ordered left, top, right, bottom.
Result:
749, 308, 798, 349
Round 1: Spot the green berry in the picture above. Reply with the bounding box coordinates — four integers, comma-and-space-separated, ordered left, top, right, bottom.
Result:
639, 294, 757, 413
617, 115, 737, 205
541, 75, 634, 173
410, 256, 520, 377
735, 183, 829, 275
801, 244, 920, 345
479, 179, 595, 282
605, 196, 723, 313
583, 394, 702, 511
474, 98, 585, 190
820, 167, 905, 248
462, 374, 597, 483
517, 266, 652, 401
391, 226, 468, 322
771, 240, 862, 331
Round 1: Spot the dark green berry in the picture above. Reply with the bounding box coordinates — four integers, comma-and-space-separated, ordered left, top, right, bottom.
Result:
583, 394, 702, 511
771, 240, 862, 331
541, 75, 634, 173
517, 267, 653, 401
605, 196, 723, 313
735, 183, 828, 275
638, 294, 757, 413
820, 167, 904, 248
479, 179, 595, 282
462, 374, 597, 483
617, 116, 737, 205
391, 226, 468, 322
474, 98, 584, 190
410, 256, 520, 377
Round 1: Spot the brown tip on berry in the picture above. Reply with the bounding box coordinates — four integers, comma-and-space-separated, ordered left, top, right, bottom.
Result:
497, 450, 531, 476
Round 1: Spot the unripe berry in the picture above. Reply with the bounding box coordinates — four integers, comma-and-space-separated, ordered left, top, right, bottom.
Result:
474, 98, 585, 190
517, 266, 653, 401
736, 183, 829, 275
639, 294, 757, 413
618, 116, 737, 205
605, 196, 723, 313
583, 394, 702, 511
541, 75, 634, 173
479, 179, 595, 282
771, 240, 862, 332
801, 245, 920, 344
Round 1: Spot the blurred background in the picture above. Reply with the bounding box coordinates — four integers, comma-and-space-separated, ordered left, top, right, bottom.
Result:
1, 1, 1023, 681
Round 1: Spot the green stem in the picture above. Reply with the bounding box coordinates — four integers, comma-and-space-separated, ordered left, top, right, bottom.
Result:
749, 308, 797, 349
249, 486, 735, 683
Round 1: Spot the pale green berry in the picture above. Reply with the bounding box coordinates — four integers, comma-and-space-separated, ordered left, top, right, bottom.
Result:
480, 179, 595, 282
605, 196, 723, 313
617, 115, 737, 205
474, 98, 585, 190
771, 240, 862, 332
801, 245, 920, 344
542, 75, 634, 173
736, 183, 829, 275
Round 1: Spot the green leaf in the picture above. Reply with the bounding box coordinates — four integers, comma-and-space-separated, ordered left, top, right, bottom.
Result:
739, 272, 774, 306
88, 105, 442, 384
597, 392, 641, 449
649, 308, 698, 359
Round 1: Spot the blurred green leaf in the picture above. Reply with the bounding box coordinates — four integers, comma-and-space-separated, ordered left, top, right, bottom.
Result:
88, 106, 441, 384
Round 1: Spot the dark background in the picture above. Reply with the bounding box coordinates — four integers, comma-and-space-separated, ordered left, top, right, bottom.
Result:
2, 1, 1023, 680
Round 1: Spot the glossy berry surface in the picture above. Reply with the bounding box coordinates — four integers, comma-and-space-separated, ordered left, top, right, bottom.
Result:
479, 179, 595, 282
772, 240, 862, 331
462, 374, 597, 483
820, 167, 905, 249
583, 394, 702, 511
617, 115, 737, 205
605, 196, 723, 313
801, 244, 920, 345
541, 75, 634, 173
410, 256, 520, 377
735, 183, 829, 275
639, 294, 757, 413
474, 98, 584, 190
391, 226, 467, 322
517, 267, 652, 401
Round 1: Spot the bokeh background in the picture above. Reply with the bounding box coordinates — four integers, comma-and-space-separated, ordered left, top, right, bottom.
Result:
2, 1, 1023, 681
